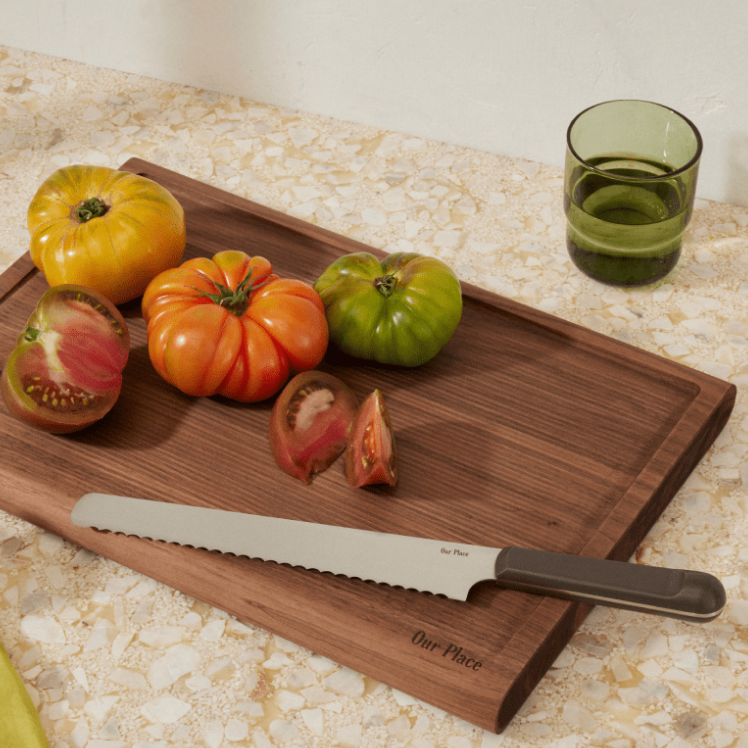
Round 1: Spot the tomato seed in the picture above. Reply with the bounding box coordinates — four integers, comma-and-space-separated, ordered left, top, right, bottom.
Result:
60, 288, 126, 337
362, 423, 377, 465
21, 376, 99, 412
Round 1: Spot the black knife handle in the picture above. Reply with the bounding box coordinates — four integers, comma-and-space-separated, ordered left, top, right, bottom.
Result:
494, 547, 725, 622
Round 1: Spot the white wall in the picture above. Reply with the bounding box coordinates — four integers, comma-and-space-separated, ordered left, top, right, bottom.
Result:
3, 0, 748, 206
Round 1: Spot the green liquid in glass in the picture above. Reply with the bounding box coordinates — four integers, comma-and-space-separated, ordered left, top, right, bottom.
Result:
565, 155, 687, 286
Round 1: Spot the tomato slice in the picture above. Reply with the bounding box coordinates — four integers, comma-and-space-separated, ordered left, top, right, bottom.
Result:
345, 389, 398, 488
1, 285, 130, 434
269, 371, 358, 484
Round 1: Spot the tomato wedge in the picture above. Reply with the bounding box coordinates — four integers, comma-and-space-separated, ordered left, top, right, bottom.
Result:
1, 285, 130, 434
345, 389, 398, 487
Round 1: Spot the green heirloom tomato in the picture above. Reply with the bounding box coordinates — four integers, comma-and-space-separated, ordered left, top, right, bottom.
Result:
313, 252, 462, 367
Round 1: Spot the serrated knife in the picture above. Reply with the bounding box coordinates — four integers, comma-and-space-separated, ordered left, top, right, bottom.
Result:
71, 493, 725, 622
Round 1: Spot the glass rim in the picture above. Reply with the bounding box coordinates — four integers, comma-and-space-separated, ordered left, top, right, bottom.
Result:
566, 99, 703, 181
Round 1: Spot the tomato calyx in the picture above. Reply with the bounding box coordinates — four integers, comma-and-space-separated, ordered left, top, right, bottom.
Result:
75, 197, 109, 223
23, 327, 42, 343
374, 274, 397, 298
191, 269, 271, 316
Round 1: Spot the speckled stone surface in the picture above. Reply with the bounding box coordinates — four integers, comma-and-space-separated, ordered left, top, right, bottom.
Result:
1, 44, 748, 748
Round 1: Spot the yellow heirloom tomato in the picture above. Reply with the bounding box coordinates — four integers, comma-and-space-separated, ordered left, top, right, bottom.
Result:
28, 165, 186, 305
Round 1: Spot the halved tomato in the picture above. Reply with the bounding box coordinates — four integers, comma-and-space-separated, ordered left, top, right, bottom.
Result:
0, 285, 130, 434
345, 389, 398, 487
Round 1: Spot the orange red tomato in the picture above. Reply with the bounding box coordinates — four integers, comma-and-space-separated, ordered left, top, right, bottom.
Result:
142, 251, 328, 402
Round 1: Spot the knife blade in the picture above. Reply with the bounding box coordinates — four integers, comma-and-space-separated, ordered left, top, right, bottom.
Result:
71, 493, 725, 622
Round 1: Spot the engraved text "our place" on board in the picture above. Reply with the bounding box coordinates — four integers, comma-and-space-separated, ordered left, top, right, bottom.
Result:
412, 631, 483, 671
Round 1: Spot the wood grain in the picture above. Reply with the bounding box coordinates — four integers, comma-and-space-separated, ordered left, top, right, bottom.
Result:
0, 158, 736, 732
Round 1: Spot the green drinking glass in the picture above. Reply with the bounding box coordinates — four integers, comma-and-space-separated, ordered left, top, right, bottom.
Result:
564, 100, 702, 286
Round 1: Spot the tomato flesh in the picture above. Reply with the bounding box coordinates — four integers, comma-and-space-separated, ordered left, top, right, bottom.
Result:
1, 285, 130, 433
345, 390, 398, 488
269, 371, 358, 484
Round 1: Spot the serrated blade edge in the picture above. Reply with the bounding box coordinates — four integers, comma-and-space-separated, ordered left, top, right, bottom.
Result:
72, 494, 500, 600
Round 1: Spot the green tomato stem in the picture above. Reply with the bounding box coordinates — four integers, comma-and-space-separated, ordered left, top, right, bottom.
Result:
191, 268, 271, 316
23, 327, 42, 343
374, 274, 396, 297
76, 197, 108, 223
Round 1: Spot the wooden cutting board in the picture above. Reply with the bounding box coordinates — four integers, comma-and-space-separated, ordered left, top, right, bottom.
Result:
0, 158, 736, 733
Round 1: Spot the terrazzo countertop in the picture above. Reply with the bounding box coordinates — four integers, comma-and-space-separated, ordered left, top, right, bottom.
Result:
2, 44, 748, 748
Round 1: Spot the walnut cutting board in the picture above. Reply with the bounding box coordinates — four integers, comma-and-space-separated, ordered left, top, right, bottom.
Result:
0, 158, 736, 733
